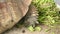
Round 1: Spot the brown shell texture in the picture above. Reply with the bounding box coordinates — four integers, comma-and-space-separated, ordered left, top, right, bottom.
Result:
0, 0, 32, 33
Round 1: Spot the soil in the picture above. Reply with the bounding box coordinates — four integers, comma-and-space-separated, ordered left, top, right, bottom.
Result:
2, 25, 60, 34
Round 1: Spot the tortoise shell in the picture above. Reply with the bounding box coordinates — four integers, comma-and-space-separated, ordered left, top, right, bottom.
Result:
0, 0, 32, 33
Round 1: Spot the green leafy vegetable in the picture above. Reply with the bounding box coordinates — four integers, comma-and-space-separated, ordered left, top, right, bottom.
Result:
28, 26, 34, 32
35, 26, 41, 31
32, 0, 60, 26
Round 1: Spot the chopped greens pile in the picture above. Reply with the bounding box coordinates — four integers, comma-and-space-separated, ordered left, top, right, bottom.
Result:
28, 26, 41, 32
32, 0, 60, 26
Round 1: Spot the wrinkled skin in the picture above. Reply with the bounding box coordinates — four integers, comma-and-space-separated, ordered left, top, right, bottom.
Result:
24, 5, 39, 27
0, 0, 32, 33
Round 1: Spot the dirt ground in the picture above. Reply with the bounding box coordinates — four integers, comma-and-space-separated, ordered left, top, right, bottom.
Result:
2, 24, 60, 34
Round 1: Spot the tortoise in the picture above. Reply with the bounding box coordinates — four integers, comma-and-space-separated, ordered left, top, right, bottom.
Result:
0, 0, 32, 33
0, 0, 38, 33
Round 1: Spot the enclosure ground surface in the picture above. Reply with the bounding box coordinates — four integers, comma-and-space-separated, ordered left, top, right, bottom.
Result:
3, 25, 60, 34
